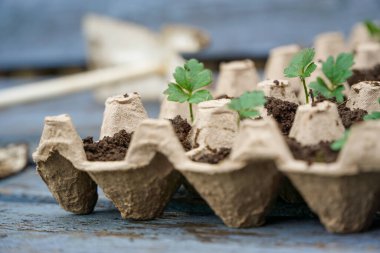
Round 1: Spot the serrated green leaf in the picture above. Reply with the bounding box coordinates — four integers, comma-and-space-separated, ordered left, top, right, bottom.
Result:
188, 90, 213, 104
284, 48, 316, 78
239, 110, 260, 119
364, 112, 380, 120
330, 130, 350, 151
228, 99, 243, 111
240, 90, 267, 108
309, 77, 332, 98
163, 83, 189, 103
301, 48, 316, 66
303, 62, 317, 78
322, 53, 354, 86
164, 58, 213, 121
185, 59, 204, 74
284, 65, 299, 78
322, 56, 334, 82
228, 91, 266, 119
177, 59, 213, 91
336, 53, 354, 73
173, 67, 190, 90
331, 85, 345, 103
192, 69, 212, 90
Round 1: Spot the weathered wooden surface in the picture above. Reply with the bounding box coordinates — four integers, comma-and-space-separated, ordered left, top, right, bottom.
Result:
1, 168, 380, 253
1, 78, 380, 252
0, 0, 379, 69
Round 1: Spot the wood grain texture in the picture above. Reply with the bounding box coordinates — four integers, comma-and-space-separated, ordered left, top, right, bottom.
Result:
1, 168, 380, 253
0, 0, 379, 69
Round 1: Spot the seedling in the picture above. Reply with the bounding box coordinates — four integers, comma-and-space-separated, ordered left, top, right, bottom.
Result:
284, 48, 317, 104
309, 53, 354, 103
331, 98, 379, 150
228, 91, 266, 120
330, 130, 350, 151
164, 59, 213, 122
364, 20, 380, 41
364, 98, 380, 120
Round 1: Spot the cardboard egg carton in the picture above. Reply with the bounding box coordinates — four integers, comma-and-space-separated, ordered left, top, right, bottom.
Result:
34, 88, 380, 233
33, 39, 380, 232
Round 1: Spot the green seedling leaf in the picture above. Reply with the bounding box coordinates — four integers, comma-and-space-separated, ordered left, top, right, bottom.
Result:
364, 98, 380, 120
330, 130, 350, 151
309, 78, 331, 98
164, 83, 189, 102
309, 52, 354, 103
364, 20, 380, 39
284, 48, 317, 103
164, 59, 213, 122
184, 59, 212, 90
364, 112, 380, 120
173, 67, 190, 90
188, 90, 213, 104
228, 91, 266, 120
284, 48, 316, 79
322, 53, 354, 85
309, 78, 345, 103
304, 62, 317, 78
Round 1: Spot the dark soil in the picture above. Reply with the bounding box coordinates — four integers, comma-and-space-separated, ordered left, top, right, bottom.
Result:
83, 130, 133, 161
191, 147, 231, 164
285, 137, 339, 164
265, 97, 298, 135
337, 104, 367, 129
315, 95, 367, 129
347, 64, 380, 86
169, 115, 192, 151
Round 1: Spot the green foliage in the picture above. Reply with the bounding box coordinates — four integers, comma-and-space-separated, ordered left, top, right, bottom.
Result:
364, 20, 380, 40
284, 48, 317, 103
309, 53, 354, 103
164, 59, 213, 122
228, 91, 266, 120
284, 48, 317, 79
364, 98, 380, 120
330, 130, 350, 151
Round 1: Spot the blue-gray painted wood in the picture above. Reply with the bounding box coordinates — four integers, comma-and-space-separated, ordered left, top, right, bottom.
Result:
1, 168, 380, 253
0, 0, 379, 69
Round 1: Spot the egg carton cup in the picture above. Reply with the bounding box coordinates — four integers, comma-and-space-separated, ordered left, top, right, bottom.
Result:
34, 79, 380, 233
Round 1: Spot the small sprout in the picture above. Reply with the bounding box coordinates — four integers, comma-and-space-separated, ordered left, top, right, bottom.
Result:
364, 98, 380, 120
284, 48, 317, 104
164, 59, 213, 122
309, 53, 354, 103
228, 91, 266, 120
330, 130, 350, 151
364, 20, 380, 40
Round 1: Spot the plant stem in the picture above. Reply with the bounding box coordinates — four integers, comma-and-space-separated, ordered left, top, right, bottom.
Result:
309, 89, 315, 106
301, 77, 309, 104
189, 103, 194, 122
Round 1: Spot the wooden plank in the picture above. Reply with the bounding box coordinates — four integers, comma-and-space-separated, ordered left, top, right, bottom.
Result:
0, 0, 379, 69
1, 191, 380, 252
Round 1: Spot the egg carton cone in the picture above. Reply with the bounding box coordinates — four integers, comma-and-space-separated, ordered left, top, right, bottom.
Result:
214, 60, 259, 97
346, 81, 380, 113
34, 91, 380, 233
280, 120, 380, 233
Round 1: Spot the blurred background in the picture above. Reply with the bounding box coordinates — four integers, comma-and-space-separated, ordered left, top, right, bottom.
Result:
0, 0, 379, 154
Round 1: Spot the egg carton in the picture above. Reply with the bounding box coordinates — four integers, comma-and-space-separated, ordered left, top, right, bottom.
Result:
34, 86, 380, 233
